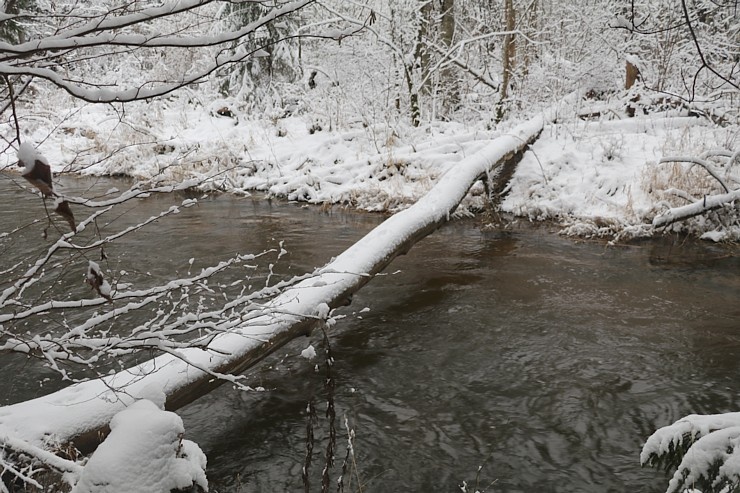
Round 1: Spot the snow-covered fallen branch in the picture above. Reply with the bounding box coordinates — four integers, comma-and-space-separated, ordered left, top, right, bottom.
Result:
0, 103, 564, 458
650, 150, 740, 232
652, 189, 740, 228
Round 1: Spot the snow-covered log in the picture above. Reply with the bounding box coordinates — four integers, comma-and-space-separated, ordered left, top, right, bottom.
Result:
652, 189, 740, 228
0, 109, 556, 458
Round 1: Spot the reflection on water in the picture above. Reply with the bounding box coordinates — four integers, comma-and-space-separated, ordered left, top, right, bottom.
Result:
1, 174, 739, 492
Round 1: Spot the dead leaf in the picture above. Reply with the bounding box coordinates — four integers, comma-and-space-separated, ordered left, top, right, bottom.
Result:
54, 199, 76, 232
22, 159, 54, 197
86, 261, 113, 303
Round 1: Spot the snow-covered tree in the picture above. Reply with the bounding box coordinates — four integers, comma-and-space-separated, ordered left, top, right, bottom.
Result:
0, 0, 314, 137
216, 1, 304, 109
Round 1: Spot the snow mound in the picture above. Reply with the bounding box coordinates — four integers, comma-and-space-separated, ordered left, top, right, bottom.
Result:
71, 399, 207, 493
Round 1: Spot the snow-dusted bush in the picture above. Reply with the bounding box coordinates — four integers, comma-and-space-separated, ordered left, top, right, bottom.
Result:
642, 412, 740, 493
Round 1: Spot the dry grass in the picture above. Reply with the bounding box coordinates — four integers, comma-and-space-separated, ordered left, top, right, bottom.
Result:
641, 124, 733, 209
642, 160, 723, 207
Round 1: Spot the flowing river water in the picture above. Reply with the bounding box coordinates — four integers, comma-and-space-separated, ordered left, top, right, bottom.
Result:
1, 174, 739, 492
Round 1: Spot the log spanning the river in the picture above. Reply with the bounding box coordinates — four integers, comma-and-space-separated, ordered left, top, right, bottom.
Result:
0, 110, 556, 455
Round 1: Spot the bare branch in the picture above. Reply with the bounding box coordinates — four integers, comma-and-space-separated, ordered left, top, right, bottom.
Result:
680, 0, 740, 94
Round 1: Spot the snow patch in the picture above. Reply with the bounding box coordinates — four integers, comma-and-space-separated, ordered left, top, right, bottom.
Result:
316, 302, 330, 320
17, 142, 48, 173
300, 345, 316, 360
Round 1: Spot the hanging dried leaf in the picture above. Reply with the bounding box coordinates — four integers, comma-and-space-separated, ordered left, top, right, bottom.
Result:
86, 261, 113, 303
22, 159, 54, 197
54, 199, 76, 232
17, 144, 54, 197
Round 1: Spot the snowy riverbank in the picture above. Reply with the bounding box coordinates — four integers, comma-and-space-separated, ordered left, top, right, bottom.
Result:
2, 95, 738, 241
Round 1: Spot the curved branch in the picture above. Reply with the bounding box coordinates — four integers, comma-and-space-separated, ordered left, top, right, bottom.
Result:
0, 0, 313, 57
1, 75, 21, 146
659, 156, 731, 193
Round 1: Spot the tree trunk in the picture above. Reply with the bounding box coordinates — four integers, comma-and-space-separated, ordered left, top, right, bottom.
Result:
408, 0, 434, 126
625, 60, 641, 89
406, 63, 421, 127
497, 0, 516, 122
439, 0, 459, 115
418, 0, 434, 97
0, 102, 575, 456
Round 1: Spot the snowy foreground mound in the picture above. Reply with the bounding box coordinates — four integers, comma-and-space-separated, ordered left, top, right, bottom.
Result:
4, 100, 738, 241
72, 399, 207, 493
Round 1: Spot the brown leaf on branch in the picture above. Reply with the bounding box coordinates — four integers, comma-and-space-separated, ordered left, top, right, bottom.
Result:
21, 159, 54, 197
17, 143, 54, 197
86, 261, 113, 303
54, 199, 76, 232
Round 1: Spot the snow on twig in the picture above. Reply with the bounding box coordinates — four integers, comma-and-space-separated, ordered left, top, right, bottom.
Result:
0, 1, 314, 103
0, 435, 83, 475
659, 156, 731, 193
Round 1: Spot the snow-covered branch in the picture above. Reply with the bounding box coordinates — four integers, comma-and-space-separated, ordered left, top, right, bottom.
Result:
642, 412, 740, 493
0, 1, 313, 54
652, 188, 740, 228
651, 149, 740, 231
659, 156, 731, 193
0, 0, 315, 106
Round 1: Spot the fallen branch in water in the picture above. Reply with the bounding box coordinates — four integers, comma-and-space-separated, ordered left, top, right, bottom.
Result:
0, 97, 575, 469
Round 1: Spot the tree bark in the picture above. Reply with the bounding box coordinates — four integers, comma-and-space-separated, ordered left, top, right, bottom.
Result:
626, 60, 640, 89
439, 0, 459, 114
497, 0, 516, 122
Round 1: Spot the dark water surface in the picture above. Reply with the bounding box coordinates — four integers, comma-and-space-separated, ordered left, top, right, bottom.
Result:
1, 174, 739, 492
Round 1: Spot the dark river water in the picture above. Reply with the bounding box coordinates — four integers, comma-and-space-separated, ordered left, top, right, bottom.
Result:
1, 174, 739, 493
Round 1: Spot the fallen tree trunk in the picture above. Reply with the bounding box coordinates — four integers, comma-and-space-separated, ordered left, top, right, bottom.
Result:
0, 107, 561, 457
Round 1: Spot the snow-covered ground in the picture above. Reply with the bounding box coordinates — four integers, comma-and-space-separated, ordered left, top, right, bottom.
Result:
3, 94, 737, 241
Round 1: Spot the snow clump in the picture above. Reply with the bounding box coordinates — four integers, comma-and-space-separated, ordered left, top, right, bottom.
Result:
71, 399, 207, 493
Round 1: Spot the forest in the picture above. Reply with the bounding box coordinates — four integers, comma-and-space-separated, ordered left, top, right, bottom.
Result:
0, 1, 738, 492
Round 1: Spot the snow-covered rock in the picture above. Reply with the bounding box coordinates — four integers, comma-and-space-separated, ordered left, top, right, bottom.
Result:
71, 399, 207, 493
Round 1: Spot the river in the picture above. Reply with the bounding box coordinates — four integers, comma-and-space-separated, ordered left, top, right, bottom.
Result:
1, 174, 739, 492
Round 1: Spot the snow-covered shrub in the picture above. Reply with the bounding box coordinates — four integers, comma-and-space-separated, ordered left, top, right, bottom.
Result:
642, 412, 740, 493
